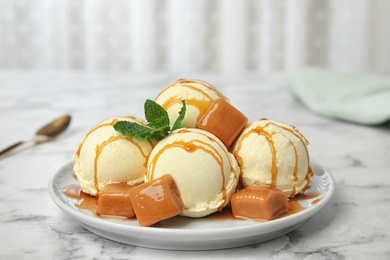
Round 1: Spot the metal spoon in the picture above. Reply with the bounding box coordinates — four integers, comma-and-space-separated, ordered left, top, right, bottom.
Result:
0, 114, 71, 158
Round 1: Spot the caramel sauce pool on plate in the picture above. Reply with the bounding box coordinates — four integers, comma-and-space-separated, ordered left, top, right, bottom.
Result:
63, 182, 318, 222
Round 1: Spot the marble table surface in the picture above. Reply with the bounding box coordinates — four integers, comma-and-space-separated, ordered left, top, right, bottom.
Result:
0, 71, 389, 259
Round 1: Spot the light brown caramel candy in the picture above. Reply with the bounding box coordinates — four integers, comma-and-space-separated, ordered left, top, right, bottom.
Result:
231, 185, 288, 220
130, 174, 184, 227
97, 183, 135, 218
196, 98, 248, 148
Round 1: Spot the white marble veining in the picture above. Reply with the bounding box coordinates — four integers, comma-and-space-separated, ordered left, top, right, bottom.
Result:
0, 71, 389, 259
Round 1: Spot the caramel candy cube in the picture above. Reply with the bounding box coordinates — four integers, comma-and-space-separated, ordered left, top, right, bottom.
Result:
130, 174, 184, 227
231, 185, 288, 221
97, 183, 135, 218
197, 98, 248, 148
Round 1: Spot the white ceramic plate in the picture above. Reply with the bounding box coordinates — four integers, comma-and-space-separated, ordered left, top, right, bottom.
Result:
49, 161, 334, 250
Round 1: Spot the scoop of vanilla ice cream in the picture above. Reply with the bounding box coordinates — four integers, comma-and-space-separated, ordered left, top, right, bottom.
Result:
231, 119, 312, 198
155, 79, 229, 128
73, 116, 154, 196
146, 128, 240, 218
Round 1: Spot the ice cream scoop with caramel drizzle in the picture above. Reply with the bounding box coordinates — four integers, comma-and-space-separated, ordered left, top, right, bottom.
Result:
146, 128, 240, 218
231, 119, 313, 198
73, 116, 155, 196
155, 79, 229, 128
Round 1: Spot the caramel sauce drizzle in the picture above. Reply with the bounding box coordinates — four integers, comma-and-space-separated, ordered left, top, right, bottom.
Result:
76, 117, 151, 196
156, 79, 226, 101
264, 122, 312, 191
294, 191, 321, 200
233, 126, 279, 188
198, 131, 239, 183
302, 166, 314, 192
175, 79, 227, 98
148, 130, 231, 210
93, 135, 150, 195
289, 140, 299, 197
75, 120, 118, 158
279, 200, 305, 218
75, 116, 144, 157
233, 121, 311, 197
156, 79, 226, 122
63, 184, 98, 214
177, 129, 240, 208
164, 97, 213, 122
311, 198, 321, 205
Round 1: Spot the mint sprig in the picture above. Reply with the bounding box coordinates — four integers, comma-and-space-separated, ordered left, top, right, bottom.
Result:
114, 99, 186, 141
113, 120, 154, 139
172, 99, 186, 131
144, 99, 170, 129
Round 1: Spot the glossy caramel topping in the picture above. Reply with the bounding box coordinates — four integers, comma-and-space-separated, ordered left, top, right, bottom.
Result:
130, 174, 184, 226
231, 185, 288, 221
97, 183, 135, 218
211, 199, 306, 221
63, 180, 308, 222
197, 98, 248, 148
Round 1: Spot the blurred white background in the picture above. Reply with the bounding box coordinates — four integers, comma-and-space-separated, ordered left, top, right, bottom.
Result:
0, 0, 389, 74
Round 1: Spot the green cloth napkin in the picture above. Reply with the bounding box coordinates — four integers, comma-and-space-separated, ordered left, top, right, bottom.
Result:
288, 68, 390, 125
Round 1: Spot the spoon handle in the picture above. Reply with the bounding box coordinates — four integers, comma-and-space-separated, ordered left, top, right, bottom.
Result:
0, 141, 26, 158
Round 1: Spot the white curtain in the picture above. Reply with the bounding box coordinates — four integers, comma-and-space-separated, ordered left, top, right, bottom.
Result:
0, 0, 389, 74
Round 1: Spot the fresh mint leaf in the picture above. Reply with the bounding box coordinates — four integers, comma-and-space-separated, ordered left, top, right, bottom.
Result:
154, 125, 170, 140
113, 121, 154, 139
172, 99, 186, 131
114, 98, 187, 141
150, 128, 169, 141
144, 99, 170, 129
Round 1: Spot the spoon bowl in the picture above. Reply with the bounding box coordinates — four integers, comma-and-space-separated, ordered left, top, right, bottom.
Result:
35, 115, 71, 141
